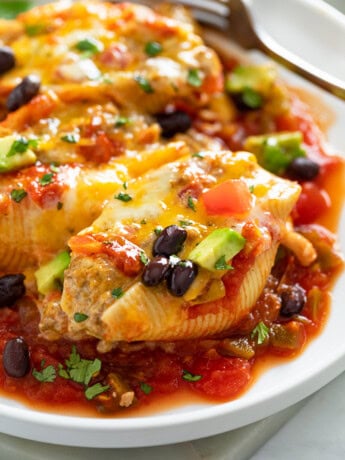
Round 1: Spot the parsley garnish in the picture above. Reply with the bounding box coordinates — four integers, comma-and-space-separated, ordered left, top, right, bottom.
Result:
182, 370, 202, 382
50, 163, 60, 173
115, 116, 130, 127
85, 383, 110, 400
214, 255, 233, 271
122, 181, 128, 190
32, 363, 56, 383
114, 192, 132, 202
7, 137, 37, 157
10, 189, 27, 203
39, 172, 54, 186
145, 41, 162, 57
134, 75, 154, 94
187, 196, 196, 212
61, 134, 79, 144
154, 226, 163, 236
140, 251, 149, 265
187, 69, 202, 87
249, 185, 255, 193
74, 312, 89, 323
111, 287, 124, 299
251, 321, 270, 345
140, 382, 153, 395
75, 37, 103, 54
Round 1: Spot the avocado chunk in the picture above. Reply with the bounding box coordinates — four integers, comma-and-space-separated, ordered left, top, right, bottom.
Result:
35, 251, 71, 295
188, 228, 246, 272
226, 65, 276, 109
0, 135, 37, 173
244, 131, 306, 174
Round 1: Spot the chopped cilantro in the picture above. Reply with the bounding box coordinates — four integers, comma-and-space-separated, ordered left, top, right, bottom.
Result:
242, 87, 263, 109
179, 219, 193, 228
61, 133, 79, 144
187, 69, 202, 87
154, 226, 163, 236
140, 382, 153, 395
140, 251, 149, 265
50, 163, 60, 173
251, 321, 270, 345
192, 152, 205, 159
57, 201, 63, 210
115, 116, 130, 127
122, 181, 128, 190
39, 172, 54, 186
187, 196, 196, 212
249, 185, 255, 193
85, 383, 110, 400
145, 41, 162, 57
62, 346, 101, 386
140, 219, 147, 225
7, 137, 37, 157
214, 255, 233, 271
10, 189, 27, 203
182, 370, 202, 382
32, 364, 56, 383
25, 24, 45, 36
114, 192, 132, 202
75, 37, 103, 54
74, 312, 89, 323
111, 287, 124, 299
134, 75, 154, 94
0, 1, 32, 19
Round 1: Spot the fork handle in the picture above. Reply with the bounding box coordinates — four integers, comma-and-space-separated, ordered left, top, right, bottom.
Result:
256, 34, 345, 100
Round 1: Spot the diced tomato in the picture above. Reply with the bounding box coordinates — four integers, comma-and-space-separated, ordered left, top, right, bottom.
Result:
293, 182, 331, 225
188, 356, 251, 399
202, 179, 252, 216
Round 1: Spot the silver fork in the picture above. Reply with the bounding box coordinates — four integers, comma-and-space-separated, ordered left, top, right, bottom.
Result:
118, 0, 345, 100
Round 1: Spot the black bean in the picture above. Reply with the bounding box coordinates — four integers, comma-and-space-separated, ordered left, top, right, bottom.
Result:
167, 260, 198, 297
6, 75, 41, 112
0, 46, 15, 75
279, 284, 306, 317
287, 157, 320, 181
3, 337, 30, 378
142, 256, 171, 287
156, 111, 192, 139
0, 274, 25, 308
153, 225, 187, 257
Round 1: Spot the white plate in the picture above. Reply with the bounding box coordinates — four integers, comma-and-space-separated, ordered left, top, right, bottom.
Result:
0, 0, 345, 448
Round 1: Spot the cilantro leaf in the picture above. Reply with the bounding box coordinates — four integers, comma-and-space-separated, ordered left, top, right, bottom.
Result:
134, 75, 154, 94
10, 189, 27, 203
187, 69, 202, 87
214, 255, 233, 271
115, 116, 130, 128
111, 287, 124, 299
182, 370, 202, 382
140, 251, 149, 265
73, 312, 89, 323
145, 41, 162, 57
85, 383, 110, 400
187, 196, 196, 212
39, 173, 54, 186
75, 37, 103, 54
32, 364, 56, 383
7, 137, 37, 157
154, 226, 163, 236
63, 346, 101, 385
251, 321, 270, 345
61, 134, 79, 144
140, 382, 153, 395
114, 192, 132, 202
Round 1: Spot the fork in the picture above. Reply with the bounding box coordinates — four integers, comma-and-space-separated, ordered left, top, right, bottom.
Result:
118, 0, 345, 100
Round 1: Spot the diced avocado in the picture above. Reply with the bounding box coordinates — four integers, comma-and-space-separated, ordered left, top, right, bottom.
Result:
188, 228, 246, 272
35, 251, 71, 295
0, 135, 37, 173
226, 65, 276, 97
244, 131, 306, 174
